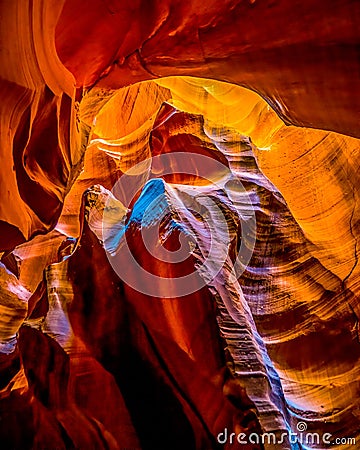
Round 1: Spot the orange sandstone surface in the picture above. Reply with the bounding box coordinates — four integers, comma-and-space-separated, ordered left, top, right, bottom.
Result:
0, 1, 360, 449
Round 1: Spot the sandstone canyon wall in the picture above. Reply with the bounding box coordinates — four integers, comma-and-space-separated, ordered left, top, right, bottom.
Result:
0, 1, 360, 449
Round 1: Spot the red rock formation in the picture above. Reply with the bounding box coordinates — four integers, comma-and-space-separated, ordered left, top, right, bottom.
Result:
0, 1, 360, 449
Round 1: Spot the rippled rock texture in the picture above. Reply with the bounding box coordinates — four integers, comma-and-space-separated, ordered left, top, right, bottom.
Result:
1, 1, 360, 449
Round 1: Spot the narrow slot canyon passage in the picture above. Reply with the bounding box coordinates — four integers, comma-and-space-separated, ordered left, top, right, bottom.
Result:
0, 2, 359, 449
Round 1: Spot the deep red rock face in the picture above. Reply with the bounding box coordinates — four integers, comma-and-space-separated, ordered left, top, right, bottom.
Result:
1, 1, 360, 449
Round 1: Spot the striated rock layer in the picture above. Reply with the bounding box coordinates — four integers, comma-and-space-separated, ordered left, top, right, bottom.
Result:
0, 1, 360, 449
